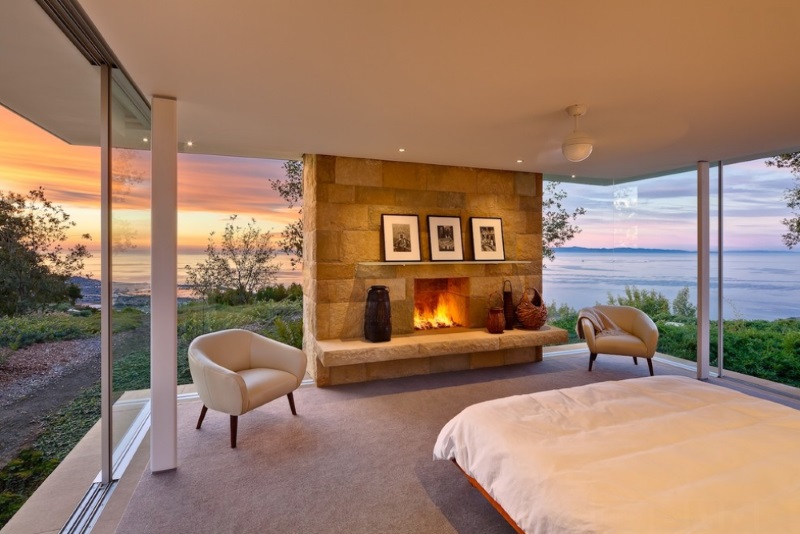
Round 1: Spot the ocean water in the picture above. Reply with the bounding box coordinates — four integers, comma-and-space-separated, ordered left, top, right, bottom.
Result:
80, 252, 303, 287
81, 249, 799, 321
544, 250, 800, 321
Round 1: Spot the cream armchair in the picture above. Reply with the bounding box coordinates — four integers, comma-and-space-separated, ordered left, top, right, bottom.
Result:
577, 305, 659, 376
188, 329, 307, 448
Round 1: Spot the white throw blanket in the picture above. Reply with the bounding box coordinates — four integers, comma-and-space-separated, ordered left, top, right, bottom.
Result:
576, 306, 625, 339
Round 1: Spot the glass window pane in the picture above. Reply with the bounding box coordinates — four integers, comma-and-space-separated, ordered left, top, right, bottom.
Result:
110, 69, 151, 476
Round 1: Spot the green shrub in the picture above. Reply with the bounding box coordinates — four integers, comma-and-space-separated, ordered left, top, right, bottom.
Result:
0, 312, 99, 350
0, 450, 59, 525
657, 323, 697, 361
177, 299, 303, 346
0, 386, 101, 529
255, 283, 303, 303
783, 331, 800, 359
546, 301, 580, 343
255, 284, 288, 302
607, 286, 670, 319
0, 308, 143, 350
671, 287, 697, 320
271, 317, 303, 349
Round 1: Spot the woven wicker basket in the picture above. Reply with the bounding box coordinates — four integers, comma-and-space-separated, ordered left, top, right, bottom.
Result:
515, 287, 548, 330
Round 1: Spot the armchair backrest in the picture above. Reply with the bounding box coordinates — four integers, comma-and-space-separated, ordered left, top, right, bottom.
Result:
188, 328, 307, 383
591, 305, 642, 333
189, 329, 254, 372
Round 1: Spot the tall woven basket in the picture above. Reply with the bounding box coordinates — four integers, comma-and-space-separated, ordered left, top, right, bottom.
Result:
502, 280, 515, 328
515, 287, 548, 330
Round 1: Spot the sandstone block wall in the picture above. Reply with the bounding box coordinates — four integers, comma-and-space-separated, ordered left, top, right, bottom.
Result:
302, 154, 544, 385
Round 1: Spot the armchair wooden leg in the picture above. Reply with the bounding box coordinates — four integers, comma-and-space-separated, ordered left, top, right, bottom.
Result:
633, 356, 639, 365
647, 359, 654, 376
196, 405, 208, 430
287, 392, 297, 415
588, 353, 598, 372
230, 415, 238, 448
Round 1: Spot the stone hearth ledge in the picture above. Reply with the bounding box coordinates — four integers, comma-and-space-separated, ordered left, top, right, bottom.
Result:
315, 326, 568, 367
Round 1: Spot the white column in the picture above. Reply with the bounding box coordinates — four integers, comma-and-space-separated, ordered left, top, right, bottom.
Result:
697, 161, 710, 379
150, 96, 178, 472
99, 65, 113, 484
717, 162, 724, 376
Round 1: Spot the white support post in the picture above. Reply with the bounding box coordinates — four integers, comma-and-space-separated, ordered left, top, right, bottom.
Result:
150, 96, 178, 472
99, 65, 113, 484
717, 162, 724, 376
697, 161, 710, 379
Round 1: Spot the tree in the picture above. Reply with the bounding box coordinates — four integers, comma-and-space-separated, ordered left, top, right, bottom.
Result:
185, 215, 279, 303
0, 188, 91, 316
269, 160, 303, 269
542, 180, 586, 262
765, 152, 800, 249
671, 286, 696, 319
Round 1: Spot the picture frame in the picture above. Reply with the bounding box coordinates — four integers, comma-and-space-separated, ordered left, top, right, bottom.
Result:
470, 217, 505, 261
427, 215, 464, 261
381, 214, 422, 262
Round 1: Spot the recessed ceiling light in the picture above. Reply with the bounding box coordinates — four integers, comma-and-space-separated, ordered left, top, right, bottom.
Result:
187, 141, 193, 147
398, 148, 405, 152
516, 159, 523, 163
142, 137, 149, 143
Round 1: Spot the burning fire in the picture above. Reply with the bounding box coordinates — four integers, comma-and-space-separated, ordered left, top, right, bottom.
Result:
414, 295, 461, 330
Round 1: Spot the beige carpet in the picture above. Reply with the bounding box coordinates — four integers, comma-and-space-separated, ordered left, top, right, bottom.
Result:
114, 355, 743, 534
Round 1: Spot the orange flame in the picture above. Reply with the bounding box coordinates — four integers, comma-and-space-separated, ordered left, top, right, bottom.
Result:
414, 295, 459, 330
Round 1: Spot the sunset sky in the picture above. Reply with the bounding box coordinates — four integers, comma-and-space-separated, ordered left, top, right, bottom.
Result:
1, 105, 797, 283
0, 105, 297, 262
557, 159, 796, 252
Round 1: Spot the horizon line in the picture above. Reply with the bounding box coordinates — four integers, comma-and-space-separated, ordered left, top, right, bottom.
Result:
558, 246, 797, 253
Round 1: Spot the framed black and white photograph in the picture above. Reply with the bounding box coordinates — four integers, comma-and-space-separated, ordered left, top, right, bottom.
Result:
427, 215, 464, 261
470, 217, 505, 261
382, 214, 422, 262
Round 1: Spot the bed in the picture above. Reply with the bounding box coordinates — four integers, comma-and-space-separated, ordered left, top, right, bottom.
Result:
433, 375, 800, 533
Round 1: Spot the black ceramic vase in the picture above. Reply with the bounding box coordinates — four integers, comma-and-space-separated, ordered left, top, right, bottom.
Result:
365, 285, 392, 342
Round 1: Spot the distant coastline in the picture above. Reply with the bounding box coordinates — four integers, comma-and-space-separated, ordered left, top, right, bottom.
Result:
70, 276, 196, 307
557, 247, 797, 254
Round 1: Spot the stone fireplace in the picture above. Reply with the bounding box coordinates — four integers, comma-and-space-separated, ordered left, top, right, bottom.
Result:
302, 154, 564, 386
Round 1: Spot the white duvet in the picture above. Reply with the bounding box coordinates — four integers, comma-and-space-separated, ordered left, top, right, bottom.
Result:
433, 375, 800, 533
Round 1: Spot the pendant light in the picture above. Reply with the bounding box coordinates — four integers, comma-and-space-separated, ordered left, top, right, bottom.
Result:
562, 104, 594, 162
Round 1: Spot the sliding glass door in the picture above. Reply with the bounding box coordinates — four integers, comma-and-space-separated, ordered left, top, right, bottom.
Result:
101, 66, 152, 481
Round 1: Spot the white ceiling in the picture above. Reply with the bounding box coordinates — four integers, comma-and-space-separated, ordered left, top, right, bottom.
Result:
4, 0, 800, 181
0, 0, 99, 146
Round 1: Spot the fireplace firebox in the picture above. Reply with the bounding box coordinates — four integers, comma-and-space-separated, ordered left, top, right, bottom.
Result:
413, 278, 469, 331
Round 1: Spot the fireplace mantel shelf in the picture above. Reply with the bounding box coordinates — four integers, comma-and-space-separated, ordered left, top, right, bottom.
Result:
358, 260, 531, 266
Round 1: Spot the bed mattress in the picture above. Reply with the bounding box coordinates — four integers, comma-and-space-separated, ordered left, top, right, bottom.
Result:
433, 375, 800, 533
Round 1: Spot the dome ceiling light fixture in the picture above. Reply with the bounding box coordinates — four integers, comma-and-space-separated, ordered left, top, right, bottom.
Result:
562, 104, 594, 162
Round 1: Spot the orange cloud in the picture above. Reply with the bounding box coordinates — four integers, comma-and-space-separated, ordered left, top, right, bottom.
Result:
1, 106, 301, 260
0, 106, 100, 208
